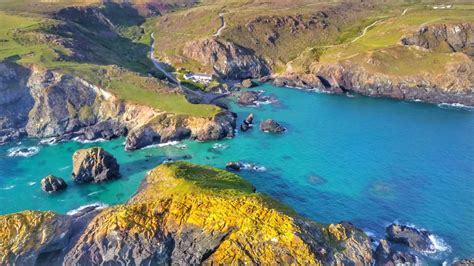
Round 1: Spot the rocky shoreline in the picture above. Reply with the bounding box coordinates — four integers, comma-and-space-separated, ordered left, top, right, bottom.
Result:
0, 62, 236, 149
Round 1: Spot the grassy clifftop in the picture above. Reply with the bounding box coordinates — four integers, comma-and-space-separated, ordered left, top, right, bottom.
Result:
0, 2, 220, 118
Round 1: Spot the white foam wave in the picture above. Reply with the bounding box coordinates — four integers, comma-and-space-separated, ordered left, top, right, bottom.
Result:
39, 137, 60, 145
241, 162, 267, 172
67, 202, 108, 216
59, 166, 71, 171
1, 185, 15, 190
212, 143, 229, 149
428, 234, 451, 253
27, 182, 36, 186
437, 102, 474, 111
175, 143, 187, 150
7, 146, 40, 157
87, 190, 103, 197
142, 141, 181, 150
72, 137, 107, 144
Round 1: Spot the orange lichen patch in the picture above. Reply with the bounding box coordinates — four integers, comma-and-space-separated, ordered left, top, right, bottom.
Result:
0, 211, 70, 262
75, 162, 321, 264
328, 223, 348, 241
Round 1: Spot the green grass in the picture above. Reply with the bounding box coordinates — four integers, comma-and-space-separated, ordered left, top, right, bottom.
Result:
0, 7, 220, 118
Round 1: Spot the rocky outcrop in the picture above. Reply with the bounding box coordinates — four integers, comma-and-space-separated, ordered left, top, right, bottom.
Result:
453, 258, 474, 266
0, 162, 374, 265
0, 62, 236, 146
276, 58, 474, 106
41, 175, 67, 193
375, 239, 417, 266
72, 147, 120, 183
386, 224, 434, 253
226, 161, 242, 171
242, 78, 254, 88
401, 23, 473, 56
182, 38, 270, 79
238, 90, 260, 105
260, 119, 286, 133
240, 113, 254, 131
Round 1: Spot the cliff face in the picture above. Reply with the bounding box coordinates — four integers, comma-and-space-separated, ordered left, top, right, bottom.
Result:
0, 162, 374, 265
275, 57, 474, 105
275, 23, 474, 106
0, 62, 235, 146
401, 23, 474, 56
182, 38, 270, 80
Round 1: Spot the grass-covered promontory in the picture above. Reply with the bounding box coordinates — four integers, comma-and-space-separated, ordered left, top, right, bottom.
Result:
0, 161, 374, 264
0, 2, 220, 118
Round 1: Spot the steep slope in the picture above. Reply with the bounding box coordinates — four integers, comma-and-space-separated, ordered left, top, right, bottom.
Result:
0, 162, 374, 265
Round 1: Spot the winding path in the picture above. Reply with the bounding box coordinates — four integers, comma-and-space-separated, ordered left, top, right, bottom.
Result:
213, 13, 226, 37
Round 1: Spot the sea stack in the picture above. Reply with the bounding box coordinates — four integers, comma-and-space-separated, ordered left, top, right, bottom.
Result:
41, 175, 67, 193
260, 119, 286, 133
72, 147, 120, 183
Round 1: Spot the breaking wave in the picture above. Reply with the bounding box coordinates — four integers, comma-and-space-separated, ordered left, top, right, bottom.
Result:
67, 202, 108, 216
7, 146, 40, 157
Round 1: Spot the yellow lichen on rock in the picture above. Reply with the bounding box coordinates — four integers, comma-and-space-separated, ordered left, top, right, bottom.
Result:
328, 223, 348, 241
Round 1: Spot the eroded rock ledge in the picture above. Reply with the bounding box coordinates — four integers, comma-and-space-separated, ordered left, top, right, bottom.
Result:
0, 162, 374, 265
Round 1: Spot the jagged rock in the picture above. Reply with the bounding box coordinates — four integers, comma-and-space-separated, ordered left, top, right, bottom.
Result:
242, 79, 254, 88
240, 113, 254, 132
260, 119, 286, 133
386, 224, 434, 252
401, 23, 473, 56
125, 125, 161, 150
182, 38, 269, 79
41, 175, 67, 193
452, 258, 474, 266
72, 147, 120, 183
190, 111, 236, 141
77, 119, 127, 141
226, 161, 242, 171
238, 90, 260, 105
244, 113, 254, 125
375, 239, 417, 266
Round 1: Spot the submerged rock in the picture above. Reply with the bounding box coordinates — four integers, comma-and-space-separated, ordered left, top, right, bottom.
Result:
375, 239, 417, 266
72, 147, 120, 183
260, 119, 286, 133
452, 258, 474, 266
41, 175, 67, 193
386, 224, 434, 252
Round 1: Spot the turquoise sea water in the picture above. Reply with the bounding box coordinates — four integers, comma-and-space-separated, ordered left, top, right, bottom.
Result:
0, 83, 473, 263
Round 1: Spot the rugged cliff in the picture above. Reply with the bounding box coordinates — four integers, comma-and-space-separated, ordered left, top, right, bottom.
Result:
182, 38, 270, 80
0, 162, 374, 265
0, 62, 235, 146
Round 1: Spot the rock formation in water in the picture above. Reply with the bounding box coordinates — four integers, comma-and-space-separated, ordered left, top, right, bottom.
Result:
374, 239, 417, 266
386, 224, 434, 253
238, 90, 260, 106
41, 175, 68, 193
72, 147, 120, 183
260, 119, 287, 133
182, 38, 270, 79
0, 162, 375, 265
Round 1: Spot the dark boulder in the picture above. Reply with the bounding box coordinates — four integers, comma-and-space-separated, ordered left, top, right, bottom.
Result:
375, 239, 417, 266
72, 147, 120, 183
260, 119, 286, 133
238, 91, 259, 106
226, 162, 242, 171
240, 123, 250, 132
386, 224, 434, 252
244, 113, 254, 125
41, 175, 67, 193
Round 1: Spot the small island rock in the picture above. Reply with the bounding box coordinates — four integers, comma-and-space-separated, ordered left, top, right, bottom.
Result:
260, 119, 286, 133
72, 147, 120, 183
41, 175, 67, 193
240, 113, 254, 132
226, 162, 242, 171
386, 224, 434, 252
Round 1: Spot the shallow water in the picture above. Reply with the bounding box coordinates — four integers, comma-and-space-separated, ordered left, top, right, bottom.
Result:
1, 83, 473, 263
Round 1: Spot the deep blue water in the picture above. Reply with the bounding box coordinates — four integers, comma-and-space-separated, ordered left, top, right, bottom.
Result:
0, 83, 473, 264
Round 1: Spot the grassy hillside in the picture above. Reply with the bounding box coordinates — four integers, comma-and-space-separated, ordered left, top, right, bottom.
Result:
0, 2, 220, 118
